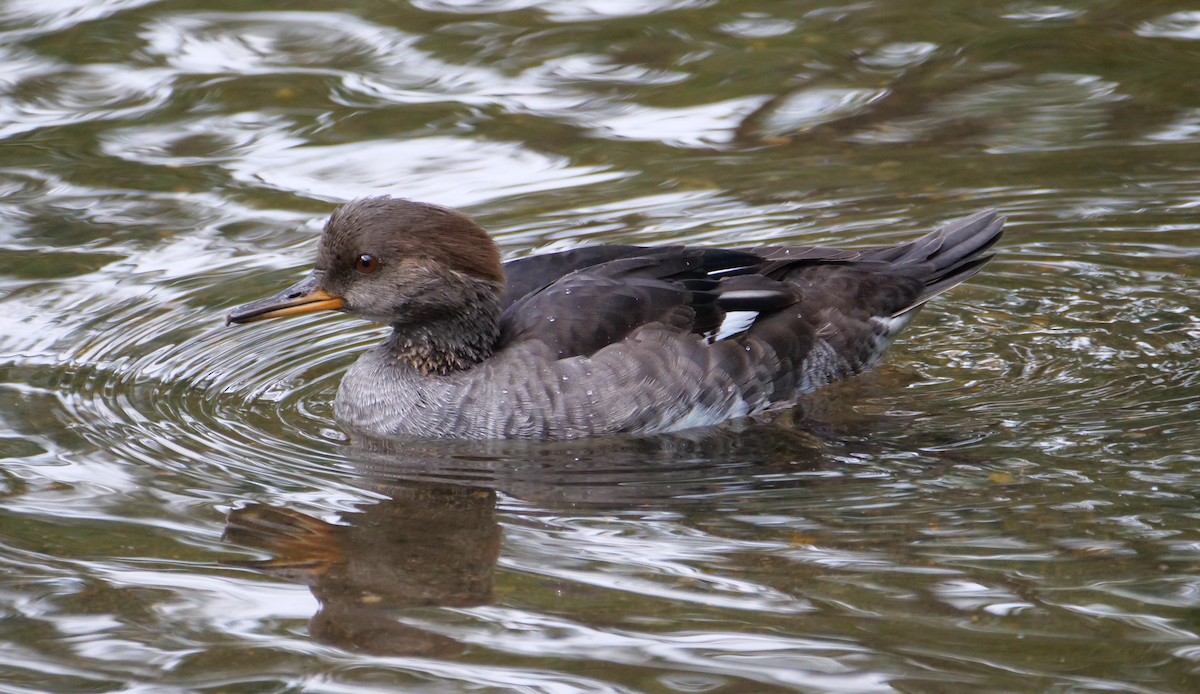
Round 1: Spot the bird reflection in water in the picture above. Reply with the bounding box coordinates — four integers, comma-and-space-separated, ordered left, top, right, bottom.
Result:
222, 406, 952, 657
224, 481, 500, 657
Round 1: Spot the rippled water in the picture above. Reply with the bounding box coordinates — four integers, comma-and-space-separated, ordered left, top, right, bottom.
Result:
2, 1, 1199, 691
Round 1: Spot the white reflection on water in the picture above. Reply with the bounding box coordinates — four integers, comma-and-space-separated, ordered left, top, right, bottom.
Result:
412, 0, 716, 22
138, 11, 421, 75
0, 54, 172, 139
588, 95, 767, 147
224, 137, 629, 207
0, 0, 156, 40
107, 118, 631, 206
1137, 11, 1200, 40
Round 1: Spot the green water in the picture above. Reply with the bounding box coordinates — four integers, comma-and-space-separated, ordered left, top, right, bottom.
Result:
1, 1, 1198, 691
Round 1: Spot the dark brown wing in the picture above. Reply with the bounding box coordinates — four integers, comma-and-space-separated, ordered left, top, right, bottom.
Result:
499, 245, 651, 310
498, 247, 797, 360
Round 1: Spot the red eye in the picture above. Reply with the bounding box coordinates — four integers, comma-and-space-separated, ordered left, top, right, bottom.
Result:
356, 254, 379, 274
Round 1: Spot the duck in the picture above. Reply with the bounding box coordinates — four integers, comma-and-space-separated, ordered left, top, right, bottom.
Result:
227, 197, 1003, 440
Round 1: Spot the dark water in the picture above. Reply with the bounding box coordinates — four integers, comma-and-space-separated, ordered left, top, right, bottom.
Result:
2, 1, 1199, 691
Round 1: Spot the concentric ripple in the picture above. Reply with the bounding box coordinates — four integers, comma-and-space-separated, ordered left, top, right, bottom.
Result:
51, 302, 364, 485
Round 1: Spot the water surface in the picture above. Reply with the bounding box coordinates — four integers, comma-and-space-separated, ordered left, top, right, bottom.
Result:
1, 1, 1199, 692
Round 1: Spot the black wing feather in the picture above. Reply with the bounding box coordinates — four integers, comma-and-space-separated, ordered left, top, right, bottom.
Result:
499, 247, 796, 359
499, 245, 649, 309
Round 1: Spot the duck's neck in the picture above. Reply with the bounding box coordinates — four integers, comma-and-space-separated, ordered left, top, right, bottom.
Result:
383, 280, 502, 376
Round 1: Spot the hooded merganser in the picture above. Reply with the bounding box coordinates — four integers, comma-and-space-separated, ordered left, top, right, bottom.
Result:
228, 197, 1003, 440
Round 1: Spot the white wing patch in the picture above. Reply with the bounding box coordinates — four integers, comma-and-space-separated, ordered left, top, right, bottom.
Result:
718, 289, 785, 302
709, 310, 759, 342
707, 265, 757, 278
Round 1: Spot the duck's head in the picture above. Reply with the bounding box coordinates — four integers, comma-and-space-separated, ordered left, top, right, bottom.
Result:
227, 196, 505, 328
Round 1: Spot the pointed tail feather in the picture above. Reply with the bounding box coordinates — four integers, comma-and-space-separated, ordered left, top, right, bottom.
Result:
890, 210, 1005, 316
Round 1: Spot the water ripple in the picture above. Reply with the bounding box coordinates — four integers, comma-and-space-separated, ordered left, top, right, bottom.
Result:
4, 2, 1200, 691
139, 11, 410, 76
0, 50, 172, 139
0, 0, 155, 41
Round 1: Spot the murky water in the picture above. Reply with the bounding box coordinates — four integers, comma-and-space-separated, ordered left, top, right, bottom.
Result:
2, 0, 1199, 691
